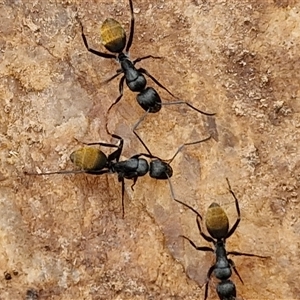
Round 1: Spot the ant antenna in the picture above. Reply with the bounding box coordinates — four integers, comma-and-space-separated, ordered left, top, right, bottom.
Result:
24, 169, 86, 176
166, 176, 203, 220
132, 109, 153, 155
167, 135, 212, 164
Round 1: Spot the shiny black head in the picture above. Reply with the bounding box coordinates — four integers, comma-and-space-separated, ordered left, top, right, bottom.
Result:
137, 87, 162, 113
149, 160, 173, 179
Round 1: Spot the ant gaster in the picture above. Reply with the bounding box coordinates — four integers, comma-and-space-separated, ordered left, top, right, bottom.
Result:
79, 0, 215, 137
174, 179, 269, 300
25, 134, 211, 218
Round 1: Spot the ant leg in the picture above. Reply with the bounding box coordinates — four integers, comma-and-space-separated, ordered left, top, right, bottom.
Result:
83, 142, 118, 148
161, 100, 216, 116
83, 136, 123, 163
133, 55, 162, 64
108, 138, 124, 163
228, 259, 244, 284
225, 178, 241, 239
204, 265, 215, 300
121, 177, 125, 218
132, 110, 153, 155
131, 153, 162, 162
79, 20, 116, 59
125, 0, 135, 53
130, 177, 138, 191
180, 235, 214, 253
106, 76, 126, 135
227, 250, 270, 259
101, 70, 123, 86
165, 147, 214, 242
138, 68, 177, 99
100, 134, 124, 162
82, 141, 120, 162
25, 166, 113, 176
167, 135, 211, 164
196, 215, 215, 244
167, 178, 203, 219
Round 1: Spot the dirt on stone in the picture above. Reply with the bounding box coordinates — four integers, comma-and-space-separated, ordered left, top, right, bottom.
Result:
0, 0, 299, 299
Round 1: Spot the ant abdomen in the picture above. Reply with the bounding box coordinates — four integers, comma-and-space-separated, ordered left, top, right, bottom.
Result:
70, 147, 108, 171
206, 202, 229, 240
101, 18, 126, 53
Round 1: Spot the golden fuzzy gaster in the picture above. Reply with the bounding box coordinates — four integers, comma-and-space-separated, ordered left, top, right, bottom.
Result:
101, 18, 126, 53
70, 147, 107, 171
205, 203, 229, 240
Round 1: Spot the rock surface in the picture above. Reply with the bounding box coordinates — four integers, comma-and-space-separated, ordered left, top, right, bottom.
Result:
0, 0, 299, 299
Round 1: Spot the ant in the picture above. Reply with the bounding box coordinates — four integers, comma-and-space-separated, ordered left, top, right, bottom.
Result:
174, 179, 269, 300
25, 134, 211, 218
79, 0, 215, 137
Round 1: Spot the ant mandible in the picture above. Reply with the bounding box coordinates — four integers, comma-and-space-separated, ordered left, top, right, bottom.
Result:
174, 179, 269, 300
79, 0, 215, 137
25, 134, 211, 218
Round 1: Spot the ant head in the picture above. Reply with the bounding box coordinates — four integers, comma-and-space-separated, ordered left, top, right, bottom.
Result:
137, 87, 162, 113
149, 160, 173, 180
70, 147, 108, 171
101, 18, 126, 53
205, 202, 229, 240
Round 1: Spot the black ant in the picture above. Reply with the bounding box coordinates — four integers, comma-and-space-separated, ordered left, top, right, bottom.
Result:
25, 134, 211, 218
79, 0, 215, 137
174, 179, 269, 300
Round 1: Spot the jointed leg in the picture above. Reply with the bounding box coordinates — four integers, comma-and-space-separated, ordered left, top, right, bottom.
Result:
106, 76, 126, 135
226, 178, 241, 239
167, 178, 204, 220
228, 258, 244, 284
180, 235, 214, 253
121, 178, 125, 218
196, 215, 215, 244
107, 135, 124, 162
79, 21, 116, 59
133, 55, 162, 64
204, 265, 215, 300
101, 70, 123, 86
83, 135, 123, 163
167, 135, 211, 164
138, 67, 177, 99
132, 110, 152, 155
125, 0, 135, 53
130, 177, 138, 191
227, 250, 270, 259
